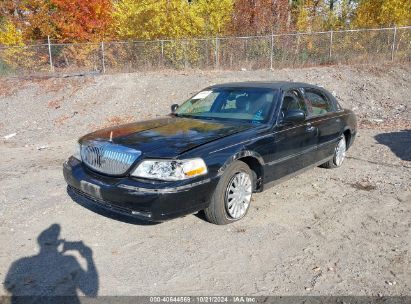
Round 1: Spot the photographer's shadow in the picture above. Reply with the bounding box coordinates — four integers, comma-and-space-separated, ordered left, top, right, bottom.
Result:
3, 224, 98, 304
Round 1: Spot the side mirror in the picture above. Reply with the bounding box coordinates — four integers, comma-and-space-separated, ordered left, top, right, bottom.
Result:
283, 110, 306, 123
171, 104, 179, 113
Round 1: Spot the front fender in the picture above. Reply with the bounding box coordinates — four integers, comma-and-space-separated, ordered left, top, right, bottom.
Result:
218, 149, 265, 175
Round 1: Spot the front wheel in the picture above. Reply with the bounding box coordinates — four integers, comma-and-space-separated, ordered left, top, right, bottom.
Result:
321, 136, 347, 169
204, 161, 253, 225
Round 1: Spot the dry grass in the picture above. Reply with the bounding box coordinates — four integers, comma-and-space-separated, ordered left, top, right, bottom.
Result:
0, 79, 25, 97
47, 98, 63, 109
54, 114, 71, 126
90, 115, 136, 130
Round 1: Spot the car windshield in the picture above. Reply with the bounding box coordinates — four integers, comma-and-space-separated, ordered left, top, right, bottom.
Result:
175, 88, 278, 123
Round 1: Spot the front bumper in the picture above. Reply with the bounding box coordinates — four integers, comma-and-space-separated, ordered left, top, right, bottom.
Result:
63, 157, 218, 222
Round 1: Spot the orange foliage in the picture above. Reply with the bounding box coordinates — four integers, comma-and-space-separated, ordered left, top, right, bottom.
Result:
0, 0, 55, 40
51, 0, 113, 42
1, 0, 112, 42
21, 0, 57, 40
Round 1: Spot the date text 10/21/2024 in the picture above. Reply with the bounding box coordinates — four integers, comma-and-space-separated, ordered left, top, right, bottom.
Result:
149, 297, 257, 303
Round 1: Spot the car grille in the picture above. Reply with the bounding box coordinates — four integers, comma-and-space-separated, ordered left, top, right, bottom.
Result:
80, 141, 141, 176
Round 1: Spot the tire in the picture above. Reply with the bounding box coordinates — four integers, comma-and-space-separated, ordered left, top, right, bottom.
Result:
321, 136, 347, 169
204, 161, 254, 225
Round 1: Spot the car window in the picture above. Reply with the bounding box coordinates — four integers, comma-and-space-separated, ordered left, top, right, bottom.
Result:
184, 91, 219, 113
175, 88, 277, 123
280, 89, 307, 119
303, 89, 334, 116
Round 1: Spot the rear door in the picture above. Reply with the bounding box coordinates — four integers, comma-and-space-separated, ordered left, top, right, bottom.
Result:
302, 88, 343, 161
265, 89, 318, 183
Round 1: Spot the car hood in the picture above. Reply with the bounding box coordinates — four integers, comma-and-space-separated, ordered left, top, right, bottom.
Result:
80, 117, 252, 157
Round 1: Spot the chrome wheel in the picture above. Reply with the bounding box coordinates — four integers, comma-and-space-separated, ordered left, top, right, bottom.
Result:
334, 137, 346, 166
225, 172, 252, 219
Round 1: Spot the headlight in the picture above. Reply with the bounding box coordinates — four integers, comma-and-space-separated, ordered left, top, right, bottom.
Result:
131, 158, 207, 181
73, 142, 81, 160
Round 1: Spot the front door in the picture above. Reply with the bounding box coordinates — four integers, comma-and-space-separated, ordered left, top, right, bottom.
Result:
265, 89, 318, 183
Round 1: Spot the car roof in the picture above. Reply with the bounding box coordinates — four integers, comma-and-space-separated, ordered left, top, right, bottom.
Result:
208, 81, 326, 91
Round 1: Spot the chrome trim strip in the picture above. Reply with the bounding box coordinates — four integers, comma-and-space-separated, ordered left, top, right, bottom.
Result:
118, 178, 212, 194
275, 114, 348, 134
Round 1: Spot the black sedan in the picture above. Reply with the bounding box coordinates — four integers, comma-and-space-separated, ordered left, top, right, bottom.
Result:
63, 82, 357, 225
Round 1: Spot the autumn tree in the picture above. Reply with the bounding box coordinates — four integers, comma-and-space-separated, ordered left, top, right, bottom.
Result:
21, 0, 56, 40
191, 0, 234, 36
0, 1, 26, 37
2, 0, 408, 44
0, 1, 21, 24
52, 0, 113, 42
354, 0, 411, 28
324, 0, 359, 29
0, 0, 112, 42
292, 0, 359, 32
231, 0, 290, 36
0, 19, 38, 70
0, 20, 24, 46
112, 0, 203, 40
0, 0, 56, 41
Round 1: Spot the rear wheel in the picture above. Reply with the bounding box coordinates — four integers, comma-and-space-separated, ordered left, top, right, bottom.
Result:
204, 161, 253, 225
321, 136, 347, 169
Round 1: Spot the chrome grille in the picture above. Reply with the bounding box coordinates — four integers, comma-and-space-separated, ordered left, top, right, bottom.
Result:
80, 141, 141, 176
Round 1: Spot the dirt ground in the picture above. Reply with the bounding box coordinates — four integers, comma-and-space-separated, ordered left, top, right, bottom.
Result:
0, 64, 410, 297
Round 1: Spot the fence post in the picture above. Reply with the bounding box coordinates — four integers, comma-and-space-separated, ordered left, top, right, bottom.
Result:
296, 33, 300, 55
161, 40, 164, 63
101, 41, 106, 73
391, 26, 397, 62
215, 37, 219, 69
270, 34, 274, 70
329, 30, 333, 60
184, 40, 188, 69
47, 35, 54, 72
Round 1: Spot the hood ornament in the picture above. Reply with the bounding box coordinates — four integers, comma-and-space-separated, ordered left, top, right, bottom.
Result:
109, 131, 113, 142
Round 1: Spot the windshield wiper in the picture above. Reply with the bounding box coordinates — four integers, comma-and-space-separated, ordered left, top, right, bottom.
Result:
196, 116, 217, 121
175, 114, 220, 122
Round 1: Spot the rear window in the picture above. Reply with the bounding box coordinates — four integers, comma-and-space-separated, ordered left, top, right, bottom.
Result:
304, 89, 334, 116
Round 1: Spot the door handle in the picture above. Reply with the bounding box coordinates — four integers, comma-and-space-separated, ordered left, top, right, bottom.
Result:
306, 123, 316, 132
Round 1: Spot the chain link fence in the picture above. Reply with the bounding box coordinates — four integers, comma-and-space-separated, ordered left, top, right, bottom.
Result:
0, 26, 410, 76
